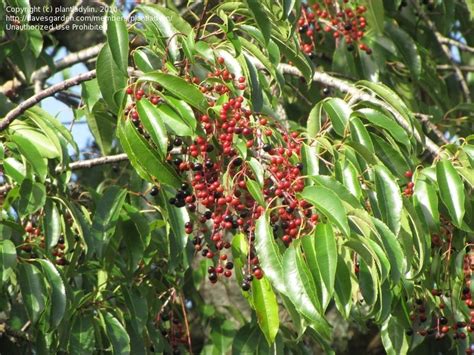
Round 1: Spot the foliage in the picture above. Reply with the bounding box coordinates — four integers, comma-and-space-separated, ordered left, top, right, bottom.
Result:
0, 0, 473, 354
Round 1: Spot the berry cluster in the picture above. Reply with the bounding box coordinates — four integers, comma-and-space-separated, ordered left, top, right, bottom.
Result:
124, 57, 322, 291
21, 220, 68, 265
403, 170, 414, 196
298, 1, 370, 57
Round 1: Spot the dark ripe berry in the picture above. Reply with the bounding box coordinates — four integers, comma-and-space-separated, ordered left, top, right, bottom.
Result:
240, 211, 249, 218
224, 215, 233, 222
241, 281, 251, 291
347, 44, 355, 52
169, 197, 177, 205
204, 210, 212, 219
150, 186, 160, 196
233, 157, 243, 166
322, 87, 330, 95
175, 199, 186, 208
406, 329, 413, 336
173, 158, 183, 166
206, 145, 214, 152
181, 183, 189, 191
205, 160, 213, 169
58, 236, 65, 244
419, 315, 427, 322
415, 299, 423, 305
173, 137, 183, 146
225, 262, 234, 270
344, 23, 352, 31
262, 143, 272, 152
296, 163, 304, 171
245, 274, 254, 282
439, 316, 448, 325
463, 287, 470, 294
184, 221, 193, 229
201, 249, 209, 257
208, 272, 218, 282
298, 25, 308, 33
192, 163, 203, 171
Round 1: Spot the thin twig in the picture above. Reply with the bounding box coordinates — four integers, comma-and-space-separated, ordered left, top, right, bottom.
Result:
0, 153, 129, 194
438, 37, 474, 54
0, 70, 97, 131
437, 64, 474, 72
413, 113, 450, 145
179, 293, 193, 354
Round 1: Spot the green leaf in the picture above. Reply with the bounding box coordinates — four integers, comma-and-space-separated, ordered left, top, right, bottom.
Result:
374, 165, 403, 235
357, 108, 410, 149
301, 224, 337, 312
17, 263, 46, 323
436, 159, 465, 227
138, 72, 208, 112
10, 124, 60, 159
18, 179, 46, 217
91, 186, 127, 257
96, 44, 127, 113
138, 4, 181, 62
44, 199, 61, 250
245, 0, 271, 44
119, 118, 181, 188
254, 214, 286, 295
252, 277, 279, 344
152, 103, 193, 137
243, 52, 264, 112
232, 323, 262, 355
302, 144, 319, 179
299, 185, 350, 237
333, 256, 352, 318
384, 22, 421, 79
309, 175, 361, 208
349, 116, 374, 153
103, 312, 131, 355
0, 240, 16, 284
381, 316, 409, 355
272, 36, 313, 83
413, 179, 440, 232
11, 133, 47, 181
123, 287, 148, 333
246, 178, 266, 206
85, 101, 116, 155
35, 259, 66, 329
69, 314, 96, 354
307, 101, 323, 137
364, 0, 384, 34
323, 98, 352, 137
107, 7, 129, 74
248, 158, 265, 187
136, 99, 168, 157
133, 48, 161, 73
164, 96, 197, 133
282, 243, 331, 342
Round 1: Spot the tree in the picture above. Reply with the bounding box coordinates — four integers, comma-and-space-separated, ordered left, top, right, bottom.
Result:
0, 0, 473, 353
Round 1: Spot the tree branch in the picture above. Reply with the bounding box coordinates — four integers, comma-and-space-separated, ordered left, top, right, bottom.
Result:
439, 37, 474, 54
0, 70, 97, 131
275, 63, 441, 156
412, 1, 471, 103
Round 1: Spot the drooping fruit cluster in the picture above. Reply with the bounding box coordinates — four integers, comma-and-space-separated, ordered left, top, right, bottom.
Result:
297, 1, 371, 57
124, 56, 323, 292
403, 170, 414, 196
21, 220, 68, 266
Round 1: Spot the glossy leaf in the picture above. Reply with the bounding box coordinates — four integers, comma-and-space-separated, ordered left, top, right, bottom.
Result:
36, 259, 66, 329
299, 185, 350, 237
251, 277, 279, 344
301, 224, 337, 312
374, 165, 403, 235
17, 263, 46, 323
107, 7, 129, 74
44, 199, 61, 250
104, 312, 131, 355
18, 179, 46, 217
413, 179, 440, 231
136, 99, 168, 157
282, 243, 331, 342
245, 0, 271, 44
246, 178, 266, 206
0, 240, 16, 284
436, 159, 465, 227
69, 314, 96, 354
11, 133, 47, 181
138, 72, 208, 112
254, 214, 286, 295
323, 98, 351, 137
